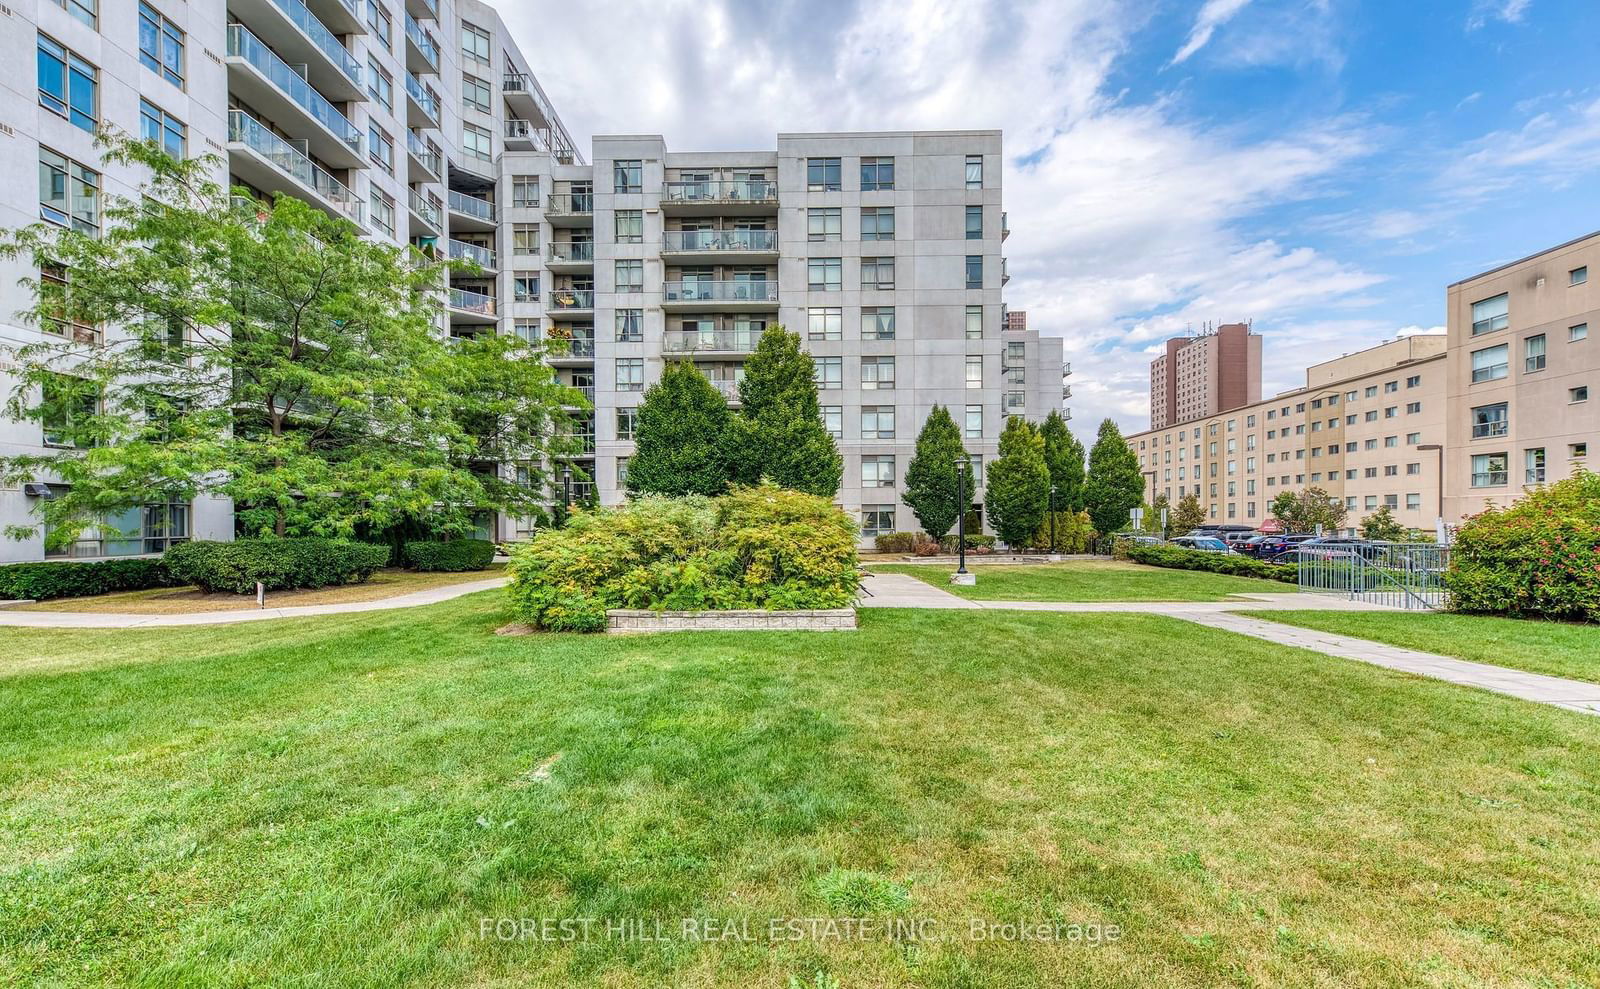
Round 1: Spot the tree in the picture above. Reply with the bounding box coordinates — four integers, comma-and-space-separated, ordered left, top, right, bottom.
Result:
1039, 410, 1086, 511
1172, 492, 1207, 534
985, 417, 1050, 548
1269, 486, 1348, 534
1083, 418, 1146, 535
725, 327, 842, 496
1145, 493, 1171, 534
0, 135, 575, 547
901, 405, 973, 538
624, 360, 732, 497
1359, 504, 1405, 542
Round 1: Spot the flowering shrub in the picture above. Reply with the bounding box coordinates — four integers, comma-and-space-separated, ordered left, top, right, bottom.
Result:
1445, 470, 1600, 622
507, 483, 859, 632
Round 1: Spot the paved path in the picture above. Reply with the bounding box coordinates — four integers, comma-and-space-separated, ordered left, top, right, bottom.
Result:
860, 573, 1600, 717
0, 577, 510, 629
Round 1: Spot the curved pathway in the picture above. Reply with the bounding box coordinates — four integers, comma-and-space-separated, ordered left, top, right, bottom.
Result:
0, 577, 510, 629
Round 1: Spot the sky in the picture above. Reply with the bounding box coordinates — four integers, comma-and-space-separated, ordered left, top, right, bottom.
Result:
503, 0, 1600, 435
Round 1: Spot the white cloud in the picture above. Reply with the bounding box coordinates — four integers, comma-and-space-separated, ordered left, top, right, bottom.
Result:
1170, 0, 1255, 65
1442, 96, 1600, 201
1467, 0, 1532, 30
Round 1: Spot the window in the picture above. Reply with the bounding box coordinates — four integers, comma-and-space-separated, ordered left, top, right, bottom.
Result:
1571, 442, 1588, 460
1365, 385, 1377, 398
807, 258, 841, 291
861, 356, 895, 390
39, 149, 99, 235
1385, 380, 1398, 393
1470, 343, 1508, 382
369, 190, 394, 237
1365, 410, 1378, 423
861, 505, 895, 537
1384, 406, 1397, 418
861, 207, 895, 241
1571, 386, 1590, 404
966, 205, 983, 240
965, 154, 983, 189
366, 0, 391, 46
1406, 432, 1421, 445
512, 176, 539, 208
1525, 334, 1546, 373
861, 455, 896, 487
965, 405, 982, 438
822, 406, 843, 439
807, 307, 842, 340
813, 357, 842, 389
1384, 464, 1398, 477
1471, 452, 1508, 487
1573, 323, 1590, 342
513, 320, 539, 345
1364, 467, 1378, 478
860, 156, 895, 191
613, 159, 642, 194
461, 21, 491, 63
599, 211, 639, 246
512, 273, 539, 301
807, 208, 841, 241
1406, 401, 1421, 414
1405, 493, 1421, 510
38, 36, 96, 132
807, 157, 841, 191
511, 224, 539, 255
462, 122, 493, 163
1406, 375, 1422, 388
862, 307, 895, 339
38, 265, 96, 344
138, 3, 184, 87
861, 406, 895, 439
458, 72, 491, 113
1471, 292, 1509, 335
861, 256, 895, 290
616, 359, 644, 392
965, 305, 983, 340
614, 260, 643, 294
42, 374, 97, 448
1525, 447, 1546, 484
139, 99, 185, 158
1006, 341, 1026, 366
1571, 266, 1588, 286
607, 407, 637, 442
52, 0, 97, 28
616, 457, 629, 486
368, 125, 394, 174
366, 59, 393, 110
966, 356, 983, 389
965, 255, 983, 289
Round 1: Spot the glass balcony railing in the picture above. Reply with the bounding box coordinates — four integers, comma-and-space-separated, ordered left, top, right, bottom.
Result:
709, 380, 742, 401
271, 0, 362, 86
407, 189, 440, 227
662, 329, 767, 353
547, 242, 594, 263
403, 13, 440, 70
448, 288, 496, 315
662, 179, 778, 203
447, 190, 496, 222
227, 110, 362, 222
405, 72, 439, 122
546, 193, 594, 216
550, 338, 596, 358
663, 229, 777, 252
549, 289, 595, 310
406, 130, 441, 175
227, 25, 362, 155
662, 280, 778, 303
448, 239, 496, 269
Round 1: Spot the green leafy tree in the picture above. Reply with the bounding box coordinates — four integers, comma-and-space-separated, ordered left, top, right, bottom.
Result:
985, 417, 1050, 548
1172, 491, 1207, 534
625, 360, 732, 497
726, 327, 842, 496
1083, 418, 1146, 535
1146, 493, 1172, 534
1039, 409, 1086, 511
0, 134, 575, 547
1359, 504, 1405, 541
900, 404, 973, 538
1269, 486, 1349, 533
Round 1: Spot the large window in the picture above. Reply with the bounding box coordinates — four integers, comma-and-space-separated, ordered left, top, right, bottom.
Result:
462, 73, 492, 113
512, 224, 539, 255
1471, 292, 1508, 335
966, 356, 983, 388
807, 208, 841, 241
139, 99, 185, 158
462, 122, 493, 163
38, 36, 97, 132
1471, 452, 1507, 488
368, 125, 394, 174
614, 209, 642, 243
965, 255, 983, 289
39, 149, 99, 235
862, 306, 895, 339
813, 357, 842, 389
615, 309, 642, 342
807, 258, 841, 291
860, 156, 894, 191
616, 407, 637, 440
616, 358, 644, 392
614, 260, 643, 293
366, 0, 391, 47
52, 0, 97, 28
806, 157, 841, 191
861, 455, 895, 487
42, 374, 97, 448
966, 205, 983, 240
45, 499, 188, 559
807, 307, 842, 340
367, 59, 392, 110
1470, 343, 1508, 382
861, 406, 895, 439
139, 3, 184, 87
512, 176, 539, 208
965, 404, 982, 438
965, 305, 983, 340
861, 206, 895, 241
1525, 448, 1546, 484
369, 190, 394, 238
861, 505, 895, 537
965, 154, 983, 189
861, 256, 895, 290
821, 406, 843, 439
613, 159, 641, 194
461, 21, 491, 64
38, 264, 97, 343
1524, 333, 1546, 373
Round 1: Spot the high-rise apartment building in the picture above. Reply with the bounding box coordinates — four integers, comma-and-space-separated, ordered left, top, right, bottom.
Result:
1148, 322, 1263, 430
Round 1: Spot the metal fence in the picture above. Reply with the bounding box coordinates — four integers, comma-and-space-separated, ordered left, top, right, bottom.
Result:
1296, 542, 1450, 610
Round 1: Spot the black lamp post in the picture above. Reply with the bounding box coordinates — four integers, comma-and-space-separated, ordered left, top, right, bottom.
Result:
1049, 484, 1058, 553
561, 466, 573, 515
955, 454, 969, 576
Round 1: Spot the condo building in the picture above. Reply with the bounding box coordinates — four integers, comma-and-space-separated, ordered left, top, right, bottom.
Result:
1148, 321, 1263, 430
0, 3, 1062, 560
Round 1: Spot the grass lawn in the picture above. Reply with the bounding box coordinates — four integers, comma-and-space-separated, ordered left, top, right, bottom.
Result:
4, 595, 1600, 987
1249, 609, 1600, 685
12, 565, 506, 614
872, 560, 1294, 602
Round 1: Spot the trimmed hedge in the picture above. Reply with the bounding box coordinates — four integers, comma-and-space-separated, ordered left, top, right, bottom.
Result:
405, 539, 496, 572
0, 558, 178, 602
938, 533, 997, 553
1125, 543, 1298, 584
163, 539, 391, 594
1446, 470, 1600, 621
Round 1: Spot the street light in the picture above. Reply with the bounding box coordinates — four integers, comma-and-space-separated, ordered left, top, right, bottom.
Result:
561, 465, 573, 515
1049, 483, 1058, 554
954, 453, 969, 577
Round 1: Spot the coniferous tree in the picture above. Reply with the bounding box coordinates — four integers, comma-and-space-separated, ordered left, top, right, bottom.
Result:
1172, 492, 1207, 534
625, 360, 732, 497
725, 327, 842, 496
1083, 418, 1146, 535
901, 404, 972, 538
1039, 409, 1086, 511
985, 417, 1051, 548
1359, 504, 1405, 542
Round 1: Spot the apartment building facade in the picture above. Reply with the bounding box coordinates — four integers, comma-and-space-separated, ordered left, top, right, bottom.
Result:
1148, 322, 1263, 430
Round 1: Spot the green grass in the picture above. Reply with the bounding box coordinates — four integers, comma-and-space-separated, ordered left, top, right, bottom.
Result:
1250, 609, 1600, 685
4, 594, 1600, 987
872, 560, 1294, 602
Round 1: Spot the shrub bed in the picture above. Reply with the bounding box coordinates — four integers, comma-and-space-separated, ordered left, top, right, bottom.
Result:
1125, 543, 1298, 584
1446, 471, 1600, 622
508, 483, 859, 632
163, 539, 391, 594
405, 539, 496, 572
0, 558, 178, 602
938, 533, 997, 554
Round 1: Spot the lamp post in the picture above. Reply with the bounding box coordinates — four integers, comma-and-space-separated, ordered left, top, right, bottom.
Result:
1049, 484, 1058, 555
561, 465, 573, 518
1418, 443, 1445, 541
954, 454, 969, 578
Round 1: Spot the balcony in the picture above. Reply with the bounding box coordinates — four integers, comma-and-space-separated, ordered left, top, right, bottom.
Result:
446, 190, 496, 230
225, 24, 364, 169
1062, 384, 1072, 400
661, 280, 778, 309
1002, 257, 1011, 285
1001, 211, 1010, 240
548, 338, 596, 365
226, 110, 363, 224
407, 189, 441, 234
406, 130, 441, 182
404, 0, 437, 20
504, 118, 552, 152
403, 13, 440, 73
447, 239, 497, 271
548, 289, 595, 312
546, 241, 594, 271
447, 287, 497, 323
229, 0, 363, 101
1062, 361, 1072, 377
708, 379, 743, 404
662, 228, 778, 262
662, 329, 766, 355
661, 179, 778, 215
405, 72, 440, 128
560, 384, 595, 407
305, 0, 364, 34
546, 193, 594, 227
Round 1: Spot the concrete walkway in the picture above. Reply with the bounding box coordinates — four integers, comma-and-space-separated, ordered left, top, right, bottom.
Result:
860, 573, 1600, 717
0, 577, 510, 628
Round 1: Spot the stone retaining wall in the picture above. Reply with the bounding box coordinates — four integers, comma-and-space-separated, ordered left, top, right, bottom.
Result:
606, 609, 857, 633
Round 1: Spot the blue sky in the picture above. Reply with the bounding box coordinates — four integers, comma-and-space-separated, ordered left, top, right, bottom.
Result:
506, 0, 1600, 434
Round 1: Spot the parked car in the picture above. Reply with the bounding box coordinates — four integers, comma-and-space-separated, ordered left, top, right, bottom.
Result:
1172, 535, 1232, 553
1221, 530, 1259, 549
1235, 534, 1276, 556
1255, 533, 1316, 557
1300, 536, 1384, 560
1268, 546, 1358, 565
